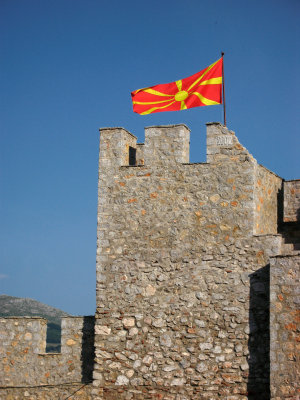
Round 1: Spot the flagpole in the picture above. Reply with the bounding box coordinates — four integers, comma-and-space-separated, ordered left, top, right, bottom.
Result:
221, 52, 226, 126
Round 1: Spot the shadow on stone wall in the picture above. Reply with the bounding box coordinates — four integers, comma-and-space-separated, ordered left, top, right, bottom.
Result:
277, 186, 283, 228
81, 316, 95, 383
248, 265, 270, 400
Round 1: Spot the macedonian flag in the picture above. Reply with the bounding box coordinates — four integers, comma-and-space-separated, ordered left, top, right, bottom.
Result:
131, 57, 223, 115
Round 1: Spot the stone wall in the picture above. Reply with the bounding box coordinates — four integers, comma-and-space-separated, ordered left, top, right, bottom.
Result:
1, 122, 298, 399
0, 384, 93, 400
270, 254, 300, 400
93, 123, 284, 399
0, 316, 95, 399
254, 165, 282, 235
283, 180, 300, 223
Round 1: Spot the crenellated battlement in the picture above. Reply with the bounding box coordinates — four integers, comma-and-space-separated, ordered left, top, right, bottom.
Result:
205, 122, 256, 164
97, 123, 282, 239
99, 122, 256, 168
99, 123, 190, 168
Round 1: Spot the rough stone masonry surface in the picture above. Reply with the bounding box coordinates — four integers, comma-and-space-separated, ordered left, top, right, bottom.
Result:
92, 123, 298, 400
270, 254, 300, 400
0, 122, 299, 400
0, 316, 95, 399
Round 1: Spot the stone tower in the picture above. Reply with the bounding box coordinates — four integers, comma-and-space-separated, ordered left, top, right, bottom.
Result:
92, 123, 299, 399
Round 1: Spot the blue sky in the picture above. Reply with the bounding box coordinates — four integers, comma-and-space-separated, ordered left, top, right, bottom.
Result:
1, 0, 299, 315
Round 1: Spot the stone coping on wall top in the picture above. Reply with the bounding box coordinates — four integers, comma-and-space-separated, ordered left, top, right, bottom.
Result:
271, 253, 300, 259
0, 315, 94, 320
182, 162, 208, 165
145, 124, 190, 131
252, 233, 282, 238
120, 162, 209, 169
1, 382, 86, 389
206, 122, 235, 136
206, 121, 224, 126
284, 178, 300, 182
61, 315, 94, 318
0, 316, 48, 321
99, 127, 137, 139
120, 160, 273, 168
120, 165, 145, 168
258, 163, 283, 180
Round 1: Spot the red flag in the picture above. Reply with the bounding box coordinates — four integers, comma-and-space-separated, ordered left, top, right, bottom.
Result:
131, 57, 223, 115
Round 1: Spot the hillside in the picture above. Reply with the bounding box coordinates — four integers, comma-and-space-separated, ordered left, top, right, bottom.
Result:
0, 295, 71, 352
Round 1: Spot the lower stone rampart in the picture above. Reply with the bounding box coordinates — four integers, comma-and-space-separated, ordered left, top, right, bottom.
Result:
270, 254, 300, 400
0, 384, 93, 400
0, 316, 95, 399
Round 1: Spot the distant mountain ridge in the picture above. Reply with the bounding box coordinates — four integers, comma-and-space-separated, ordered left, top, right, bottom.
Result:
0, 294, 70, 323
0, 295, 71, 352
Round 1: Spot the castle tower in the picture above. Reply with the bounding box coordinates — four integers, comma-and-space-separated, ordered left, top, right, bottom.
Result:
92, 123, 298, 399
